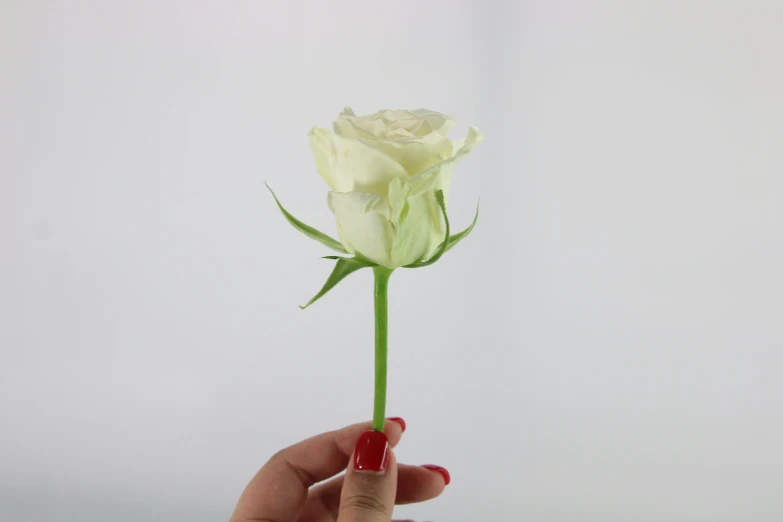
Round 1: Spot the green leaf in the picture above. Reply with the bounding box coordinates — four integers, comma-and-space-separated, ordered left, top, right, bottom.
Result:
266, 183, 347, 254
404, 190, 450, 268
445, 200, 479, 253
300, 257, 375, 309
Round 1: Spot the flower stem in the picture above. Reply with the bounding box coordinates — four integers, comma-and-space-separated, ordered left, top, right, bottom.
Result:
372, 266, 393, 432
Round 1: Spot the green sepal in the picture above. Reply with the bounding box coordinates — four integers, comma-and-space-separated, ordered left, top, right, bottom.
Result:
445, 200, 479, 253
266, 183, 347, 254
300, 256, 376, 309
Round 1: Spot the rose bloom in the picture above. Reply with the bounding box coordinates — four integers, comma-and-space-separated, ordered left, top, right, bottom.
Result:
309, 108, 482, 269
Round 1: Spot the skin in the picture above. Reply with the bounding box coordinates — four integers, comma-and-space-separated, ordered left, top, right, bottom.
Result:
229, 420, 447, 522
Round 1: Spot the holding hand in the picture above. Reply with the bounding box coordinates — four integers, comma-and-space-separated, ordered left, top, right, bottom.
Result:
230, 418, 450, 522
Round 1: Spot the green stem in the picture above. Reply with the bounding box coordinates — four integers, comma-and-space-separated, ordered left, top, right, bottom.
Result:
372, 266, 393, 431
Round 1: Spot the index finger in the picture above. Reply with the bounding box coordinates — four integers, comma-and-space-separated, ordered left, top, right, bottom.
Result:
230, 419, 405, 522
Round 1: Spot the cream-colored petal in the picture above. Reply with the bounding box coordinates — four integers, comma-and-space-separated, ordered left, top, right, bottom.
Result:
311, 126, 408, 194
450, 125, 484, 153
335, 108, 392, 138
333, 107, 379, 138
391, 127, 416, 138
333, 108, 456, 139
408, 126, 483, 197
411, 109, 455, 136
386, 176, 411, 225
360, 133, 453, 177
328, 191, 394, 267
390, 190, 444, 267
308, 127, 337, 190
333, 118, 373, 138
330, 134, 408, 195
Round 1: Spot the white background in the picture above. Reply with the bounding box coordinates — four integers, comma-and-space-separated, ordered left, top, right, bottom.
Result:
2, 1, 782, 521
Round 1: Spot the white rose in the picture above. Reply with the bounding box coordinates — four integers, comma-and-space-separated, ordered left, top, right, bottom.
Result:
309, 108, 482, 269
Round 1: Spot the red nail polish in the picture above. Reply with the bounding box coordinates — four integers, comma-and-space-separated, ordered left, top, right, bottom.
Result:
422, 464, 451, 485
353, 430, 389, 472
387, 417, 406, 432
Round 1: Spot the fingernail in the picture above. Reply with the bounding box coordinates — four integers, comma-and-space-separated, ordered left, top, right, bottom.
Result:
387, 417, 406, 432
421, 464, 451, 485
353, 430, 390, 472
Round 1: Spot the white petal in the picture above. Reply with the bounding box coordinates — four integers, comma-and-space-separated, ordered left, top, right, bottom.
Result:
311, 128, 408, 194
411, 109, 455, 136
308, 127, 337, 190
333, 116, 376, 138
328, 191, 394, 267
360, 133, 453, 176
408, 126, 483, 197
390, 190, 444, 267
386, 176, 411, 225
330, 135, 408, 194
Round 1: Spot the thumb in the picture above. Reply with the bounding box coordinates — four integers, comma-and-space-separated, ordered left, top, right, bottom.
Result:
337, 430, 398, 522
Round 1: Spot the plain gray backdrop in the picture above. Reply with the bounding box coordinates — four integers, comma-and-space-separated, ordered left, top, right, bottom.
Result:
2, 1, 782, 521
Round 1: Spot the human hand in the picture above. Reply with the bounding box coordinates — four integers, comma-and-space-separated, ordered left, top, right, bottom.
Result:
229, 418, 450, 522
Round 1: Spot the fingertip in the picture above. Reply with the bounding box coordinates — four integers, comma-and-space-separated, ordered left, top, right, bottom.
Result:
421, 464, 451, 485
387, 416, 406, 432
380, 418, 405, 448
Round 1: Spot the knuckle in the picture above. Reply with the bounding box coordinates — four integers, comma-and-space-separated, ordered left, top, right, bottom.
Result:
340, 493, 389, 517
267, 448, 285, 463
264, 450, 289, 473
266, 450, 318, 486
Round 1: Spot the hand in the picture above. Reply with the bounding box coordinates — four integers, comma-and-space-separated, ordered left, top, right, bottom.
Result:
229, 418, 450, 522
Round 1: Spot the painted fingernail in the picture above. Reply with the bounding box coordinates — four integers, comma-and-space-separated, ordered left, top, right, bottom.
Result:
421, 464, 451, 485
387, 417, 406, 432
353, 430, 389, 472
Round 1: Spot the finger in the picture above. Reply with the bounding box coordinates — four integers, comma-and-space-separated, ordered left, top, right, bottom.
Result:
230, 419, 404, 522
308, 463, 449, 517
336, 430, 397, 522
